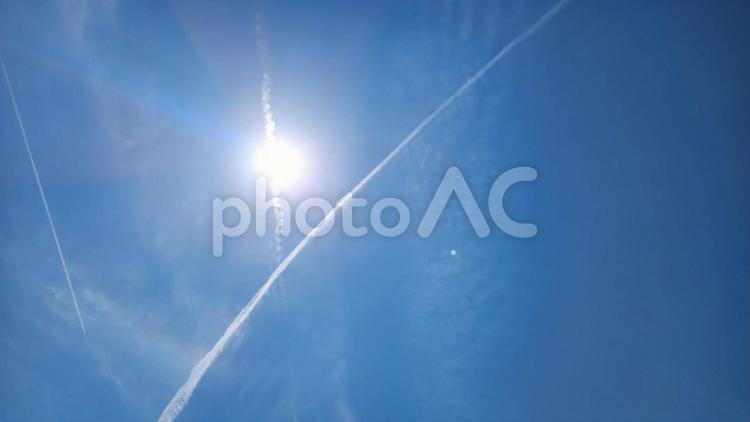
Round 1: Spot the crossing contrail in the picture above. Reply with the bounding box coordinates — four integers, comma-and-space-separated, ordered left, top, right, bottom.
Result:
159, 1, 570, 419
0, 55, 87, 335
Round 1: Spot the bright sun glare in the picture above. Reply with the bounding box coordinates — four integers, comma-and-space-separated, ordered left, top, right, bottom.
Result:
253, 140, 304, 190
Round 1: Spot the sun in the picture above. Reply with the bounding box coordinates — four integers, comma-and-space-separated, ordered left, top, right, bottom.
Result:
253, 140, 304, 190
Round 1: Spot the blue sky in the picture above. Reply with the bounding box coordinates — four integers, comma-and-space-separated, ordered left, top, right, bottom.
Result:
1, 0, 749, 420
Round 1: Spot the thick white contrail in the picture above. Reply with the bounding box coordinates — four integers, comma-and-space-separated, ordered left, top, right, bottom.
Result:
255, 10, 276, 145
159, 1, 569, 419
255, 9, 285, 261
0, 55, 87, 335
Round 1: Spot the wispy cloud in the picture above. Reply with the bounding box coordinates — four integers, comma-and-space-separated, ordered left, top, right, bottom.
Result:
58, 0, 119, 49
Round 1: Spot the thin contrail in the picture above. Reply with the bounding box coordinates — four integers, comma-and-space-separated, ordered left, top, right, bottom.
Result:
159, 1, 569, 419
0, 55, 87, 335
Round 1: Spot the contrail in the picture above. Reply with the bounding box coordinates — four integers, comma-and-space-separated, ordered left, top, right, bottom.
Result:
255, 9, 285, 261
255, 9, 276, 145
0, 55, 87, 335
159, 1, 569, 419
